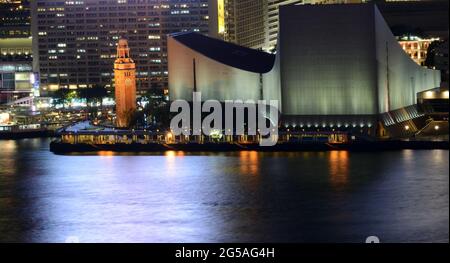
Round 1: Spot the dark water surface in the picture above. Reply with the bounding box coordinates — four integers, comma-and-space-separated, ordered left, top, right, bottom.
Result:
0, 138, 448, 243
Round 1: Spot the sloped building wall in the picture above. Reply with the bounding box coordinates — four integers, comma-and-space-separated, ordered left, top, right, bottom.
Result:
373, 6, 441, 113
168, 36, 263, 102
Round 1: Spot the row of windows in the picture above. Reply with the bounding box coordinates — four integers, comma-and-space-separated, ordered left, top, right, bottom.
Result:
39, 64, 166, 71
37, 0, 208, 6
37, 11, 208, 19
1, 48, 32, 56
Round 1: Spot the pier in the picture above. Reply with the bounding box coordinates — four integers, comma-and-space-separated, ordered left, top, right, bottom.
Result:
50, 130, 449, 154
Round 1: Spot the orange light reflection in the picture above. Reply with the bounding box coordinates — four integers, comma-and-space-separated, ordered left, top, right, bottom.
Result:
329, 151, 349, 190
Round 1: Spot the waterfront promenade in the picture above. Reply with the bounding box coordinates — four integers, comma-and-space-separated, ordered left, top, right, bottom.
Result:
49, 122, 449, 153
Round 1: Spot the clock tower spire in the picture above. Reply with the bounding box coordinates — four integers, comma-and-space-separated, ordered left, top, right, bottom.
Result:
114, 38, 136, 128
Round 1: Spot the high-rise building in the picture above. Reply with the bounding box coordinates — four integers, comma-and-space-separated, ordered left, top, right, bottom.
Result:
209, 0, 302, 51
30, 0, 210, 94
0, 38, 34, 103
0, 0, 31, 39
209, 0, 268, 50
114, 38, 136, 128
304, 0, 364, 4
266, 0, 302, 51
0, 0, 34, 104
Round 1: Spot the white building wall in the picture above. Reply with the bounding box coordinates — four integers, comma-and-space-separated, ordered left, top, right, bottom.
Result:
374, 6, 441, 113
278, 5, 378, 116
168, 37, 262, 102
262, 49, 282, 109
168, 37, 261, 101
278, 4, 441, 116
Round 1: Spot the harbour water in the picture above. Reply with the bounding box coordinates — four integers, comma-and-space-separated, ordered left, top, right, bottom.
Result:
0, 138, 448, 243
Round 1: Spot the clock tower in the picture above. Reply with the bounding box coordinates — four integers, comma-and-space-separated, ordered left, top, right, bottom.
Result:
114, 38, 136, 128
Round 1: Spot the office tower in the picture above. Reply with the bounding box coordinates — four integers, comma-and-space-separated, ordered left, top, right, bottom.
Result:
0, 38, 34, 103
209, 0, 267, 50
0, 0, 31, 38
266, 0, 302, 51
30, 0, 210, 94
0, 0, 34, 104
210, 0, 302, 51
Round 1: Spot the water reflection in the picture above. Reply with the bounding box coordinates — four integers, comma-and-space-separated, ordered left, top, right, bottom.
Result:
164, 151, 186, 177
328, 151, 350, 191
0, 140, 18, 176
0, 139, 448, 243
239, 151, 259, 176
98, 151, 115, 158
165, 150, 186, 158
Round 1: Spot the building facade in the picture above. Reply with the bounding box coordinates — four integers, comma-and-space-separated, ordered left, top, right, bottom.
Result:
266, 0, 302, 51
0, 59, 35, 104
168, 32, 275, 102
114, 38, 136, 128
209, 0, 268, 50
31, 0, 210, 94
0, 1, 34, 104
398, 36, 439, 66
0, 55, 33, 92
209, 0, 374, 51
168, 4, 441, 138
277, 3, 440, 131
0, 0, 31, 39
209, 0, 302, 51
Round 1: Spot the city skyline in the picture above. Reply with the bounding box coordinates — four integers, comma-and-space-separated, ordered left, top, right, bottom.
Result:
0, 0, 448, 104
0, 0, 448, 255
